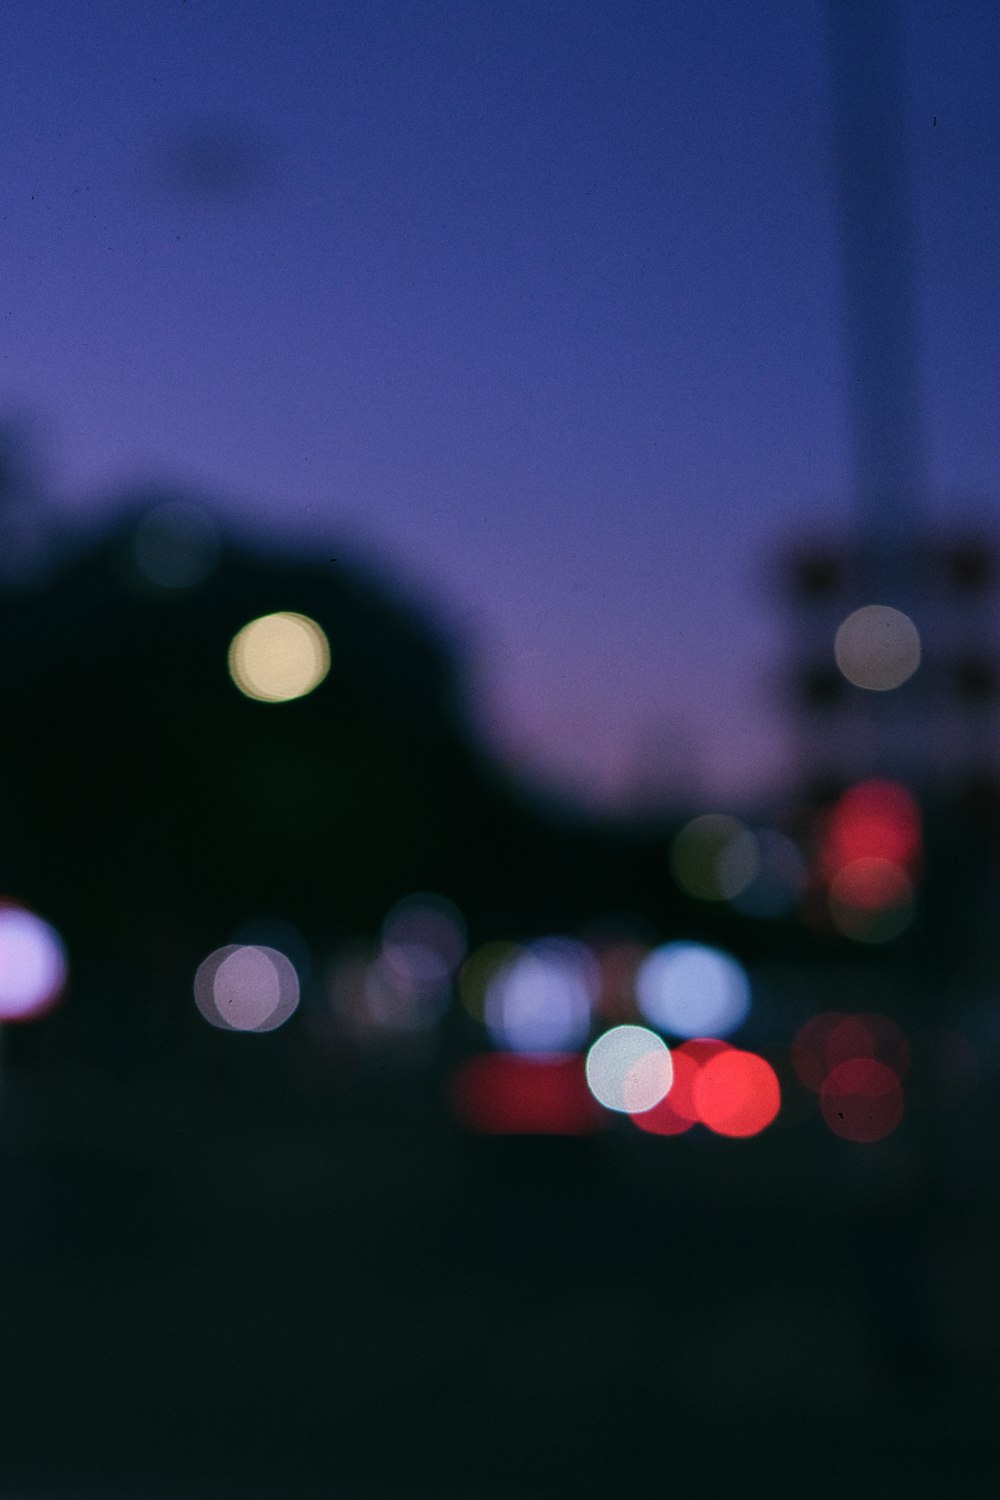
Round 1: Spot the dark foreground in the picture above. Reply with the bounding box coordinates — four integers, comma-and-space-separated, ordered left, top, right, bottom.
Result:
0, 1059, 996, 1500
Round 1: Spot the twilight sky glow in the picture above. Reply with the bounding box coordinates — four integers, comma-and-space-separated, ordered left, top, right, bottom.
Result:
5, 1, 1000, 808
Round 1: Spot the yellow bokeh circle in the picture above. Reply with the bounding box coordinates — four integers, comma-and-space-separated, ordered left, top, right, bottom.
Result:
228, 612, 330, 703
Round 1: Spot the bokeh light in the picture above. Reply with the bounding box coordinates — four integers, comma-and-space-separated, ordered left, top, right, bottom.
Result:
629, 1038, 731, 1134
828, 859, 914, 942
630, 1045, 699, 1134
820, 1058, 904, 1142
228, 611, 330, 702
381, 892, 467, 993
731, 830, 807, 917
132, 501, 220, 589
326, 947, 451, 1038
694, 1049, 781, 1138
233, 917, 311, 984
0, 905, 68, 1021
791, 1010, 909, 1095
362, 953, 451, 1033
670, 815, 759, 901
195, 944, 300, 1032
452, 1053, 603, 1135
822, 780, 921, 877
669, 1038, 733, 1115
834, 604, 921, 691
825, 1011, 910, 1079
484, 938, 595, 1056
635, 941, 751, 1039
585, 1025, 673, 1114
790, 1011, 850, 1092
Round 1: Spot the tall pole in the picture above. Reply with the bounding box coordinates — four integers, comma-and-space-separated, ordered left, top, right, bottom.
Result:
828, 0, 925, 569
827, 0, 927, 787
826, 2, 951, 1389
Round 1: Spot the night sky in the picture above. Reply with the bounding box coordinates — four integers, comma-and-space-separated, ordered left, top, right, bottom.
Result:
5, 0, 999, 806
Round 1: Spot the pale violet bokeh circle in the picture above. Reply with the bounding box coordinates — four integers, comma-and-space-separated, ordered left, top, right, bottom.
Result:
194, 944, 300, 1032
635, 941, 751, 1039
484, 937, 595, 1055
380, 892, 468, 992
0, 907, 68, 1019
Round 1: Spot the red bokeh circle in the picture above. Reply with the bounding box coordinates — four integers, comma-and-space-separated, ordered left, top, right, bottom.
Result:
820, 1057, 903, 1142
694, 1049, 781, 1138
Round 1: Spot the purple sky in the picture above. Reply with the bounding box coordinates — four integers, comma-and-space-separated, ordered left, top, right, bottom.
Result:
5, 1, 1000, 808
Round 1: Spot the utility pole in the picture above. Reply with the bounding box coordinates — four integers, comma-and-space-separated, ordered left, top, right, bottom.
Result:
828, 0, 925, 560
827, 0, 928, 785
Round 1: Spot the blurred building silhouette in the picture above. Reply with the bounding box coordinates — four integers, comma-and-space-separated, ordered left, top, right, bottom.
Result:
779, 2, 1000, 800
782, 532, 1000, 794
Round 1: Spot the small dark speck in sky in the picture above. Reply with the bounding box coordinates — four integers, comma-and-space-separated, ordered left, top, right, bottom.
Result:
161, 123, 267, 198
